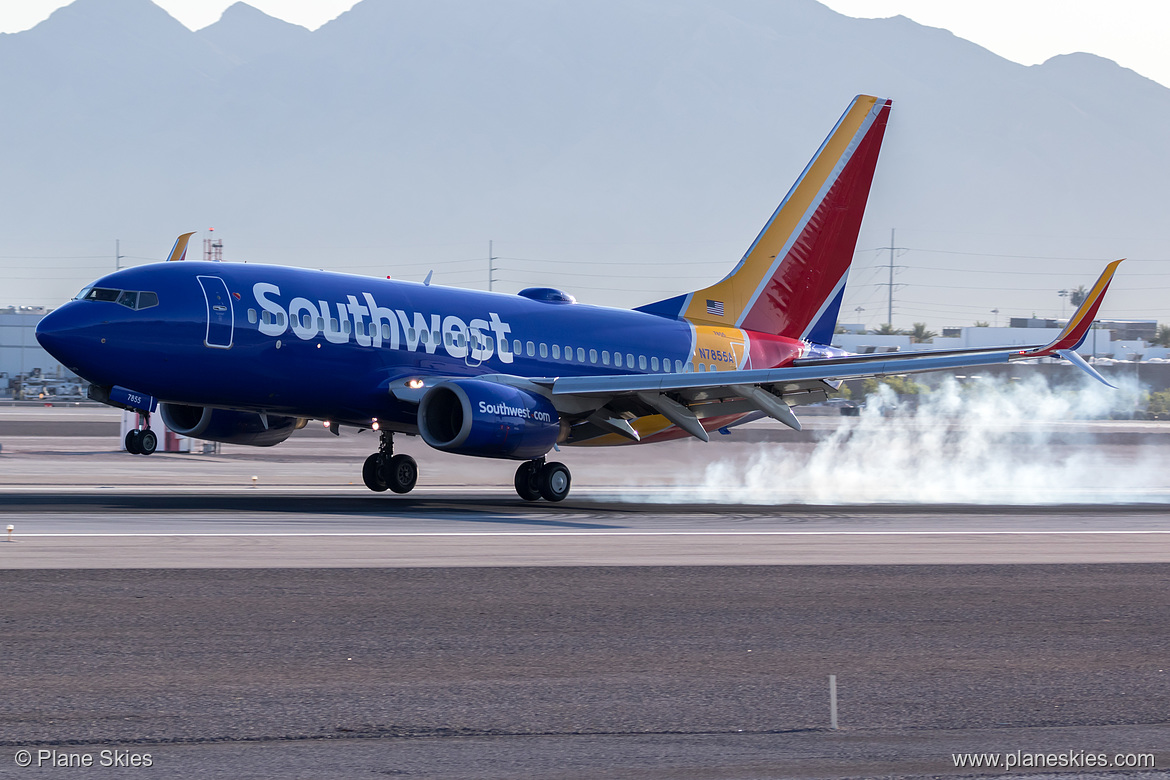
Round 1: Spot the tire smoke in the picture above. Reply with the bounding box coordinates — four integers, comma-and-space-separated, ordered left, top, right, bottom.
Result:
685, 375, 1163, 504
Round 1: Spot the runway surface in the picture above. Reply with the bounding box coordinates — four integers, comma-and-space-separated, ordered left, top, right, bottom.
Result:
3, 490, 1170, 568
3, 413, 1170, 567
3, 415, 1170, 777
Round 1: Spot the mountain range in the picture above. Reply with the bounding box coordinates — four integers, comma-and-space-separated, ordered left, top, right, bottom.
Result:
2, 0, 1168, 328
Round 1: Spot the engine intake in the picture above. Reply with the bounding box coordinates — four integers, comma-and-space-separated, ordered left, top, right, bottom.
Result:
159, 403, 302, 447
418, 380, 560, 460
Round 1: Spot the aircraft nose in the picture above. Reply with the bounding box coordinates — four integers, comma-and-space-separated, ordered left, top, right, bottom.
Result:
35, 304, 88, 367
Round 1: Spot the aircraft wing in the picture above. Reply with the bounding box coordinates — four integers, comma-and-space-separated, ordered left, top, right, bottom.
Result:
523, 261, 1123, 442
523, 347, 1023, 441
392, 261, 1120, 443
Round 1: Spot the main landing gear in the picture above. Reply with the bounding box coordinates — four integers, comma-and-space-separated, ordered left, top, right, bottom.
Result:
514, 457, 571, 502
358, 432, 570, 502
124, 412, 157, 456
362, 430, 418, 494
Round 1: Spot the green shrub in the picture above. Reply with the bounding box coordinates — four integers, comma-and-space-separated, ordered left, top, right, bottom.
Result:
1147, 390, 1170, 416
860, 375, 923, 398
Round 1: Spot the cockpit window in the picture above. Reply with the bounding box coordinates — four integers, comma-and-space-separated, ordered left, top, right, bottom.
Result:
85, 288, 120, 302
74, 286, 93, 301
82, 287, 159, 310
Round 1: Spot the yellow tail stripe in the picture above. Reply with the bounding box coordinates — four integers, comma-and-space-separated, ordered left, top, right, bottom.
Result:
681, 96, 881, 325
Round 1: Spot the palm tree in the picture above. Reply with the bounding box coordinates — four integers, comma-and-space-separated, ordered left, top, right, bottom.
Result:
870, 323, 903, 335
973, 320, 990, 328
1153, 324, 1170, 347
1069, 285, 1089, 308
909, 322, 938, 343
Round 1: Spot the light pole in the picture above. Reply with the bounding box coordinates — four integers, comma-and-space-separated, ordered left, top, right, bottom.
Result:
991, 308, 999, 327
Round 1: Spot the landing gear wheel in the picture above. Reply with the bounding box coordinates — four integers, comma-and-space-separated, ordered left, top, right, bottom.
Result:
138, 429, 158, 455
362, 453, 388, 492
538, 461, 571, 502
514, 461, 542, 502
384, 454, 418, 494
125, 429, 142, 455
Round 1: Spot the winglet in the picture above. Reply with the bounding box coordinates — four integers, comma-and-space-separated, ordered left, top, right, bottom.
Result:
166, 232, 196, 262
1026, 260, 1123, 357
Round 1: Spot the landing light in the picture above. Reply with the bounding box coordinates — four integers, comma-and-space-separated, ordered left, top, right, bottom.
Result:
323, 421, 331, 429
407, 378, 424, 389
372, 419, 380, 431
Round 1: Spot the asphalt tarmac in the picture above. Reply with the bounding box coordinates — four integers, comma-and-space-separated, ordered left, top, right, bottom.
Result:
2, 412, 1169, 777
1, 566, 1169, 779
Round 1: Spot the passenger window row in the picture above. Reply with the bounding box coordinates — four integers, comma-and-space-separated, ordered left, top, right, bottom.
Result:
514, 339, 701, 372
244, 308, 719, 373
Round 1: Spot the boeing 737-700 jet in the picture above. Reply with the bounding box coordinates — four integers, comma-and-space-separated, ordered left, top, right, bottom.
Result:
36, 95, 1121, 501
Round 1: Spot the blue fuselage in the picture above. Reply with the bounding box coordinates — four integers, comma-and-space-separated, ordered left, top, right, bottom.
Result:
37, 262, 701, 431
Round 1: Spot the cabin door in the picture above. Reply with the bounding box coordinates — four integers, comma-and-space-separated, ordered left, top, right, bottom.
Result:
197, 275, 234, 349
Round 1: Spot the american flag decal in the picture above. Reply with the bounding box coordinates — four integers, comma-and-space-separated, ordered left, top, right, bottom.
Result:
706, 299, 724, 317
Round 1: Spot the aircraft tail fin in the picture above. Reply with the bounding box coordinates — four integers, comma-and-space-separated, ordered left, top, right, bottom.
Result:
636, 95, 892, 343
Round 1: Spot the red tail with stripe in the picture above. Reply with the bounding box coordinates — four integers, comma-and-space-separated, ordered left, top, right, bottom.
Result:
638, 95, 892, 345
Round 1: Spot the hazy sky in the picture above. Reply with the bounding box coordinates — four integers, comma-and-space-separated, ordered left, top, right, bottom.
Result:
1, 0, 1166, 326
2, 1, 1168, 88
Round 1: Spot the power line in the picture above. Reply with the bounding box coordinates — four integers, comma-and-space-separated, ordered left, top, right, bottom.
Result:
855, 246, 1122, 262
0, 255, 110, 260
497, 255, 717, 266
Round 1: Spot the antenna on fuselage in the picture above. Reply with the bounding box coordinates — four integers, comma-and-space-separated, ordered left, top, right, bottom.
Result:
423, 270, 433, 286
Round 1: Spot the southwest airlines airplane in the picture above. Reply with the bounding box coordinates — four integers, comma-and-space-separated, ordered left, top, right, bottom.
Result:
36, 95, 1120, 501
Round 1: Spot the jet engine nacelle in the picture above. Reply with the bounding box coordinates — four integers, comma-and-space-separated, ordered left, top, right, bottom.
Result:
159, 403, 302, 447
418, 379, 560, 460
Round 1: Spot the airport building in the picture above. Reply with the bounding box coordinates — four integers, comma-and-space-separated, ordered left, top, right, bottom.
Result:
0, 307, 81, 400
833, 322, 1170, 363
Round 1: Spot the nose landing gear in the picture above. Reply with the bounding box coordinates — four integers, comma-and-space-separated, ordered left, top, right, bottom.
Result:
514, 458, 571, 502
362, 430, 418, 494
